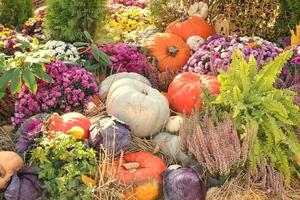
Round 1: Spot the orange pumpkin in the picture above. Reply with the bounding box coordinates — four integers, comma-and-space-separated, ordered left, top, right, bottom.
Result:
47, 112, 91, 139
166, 16, 215, 42
122, 179, 161, 200
113, 152, 166, 184
166, 72, 220, 115
144, 33, 190, 72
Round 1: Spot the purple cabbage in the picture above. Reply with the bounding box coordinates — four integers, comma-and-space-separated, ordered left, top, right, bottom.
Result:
16, 113, 49, 153
89, 117, 131, 156
163, 167, 206, 200
4, 166, 43, 200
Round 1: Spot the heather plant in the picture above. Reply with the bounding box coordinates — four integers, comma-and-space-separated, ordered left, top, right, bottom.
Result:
179, 111, 251, 179
45, 0, 106, 42
12, 60, 99, 126
215, 50, 300, 185
0, 0, 33, 26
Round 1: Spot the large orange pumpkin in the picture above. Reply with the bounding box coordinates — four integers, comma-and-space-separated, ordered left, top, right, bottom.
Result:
144, 33, 190, 72
166, 72, 220, 115
113, 152, 166, 184
166, 16, 215, 42
47, 112, 92, 139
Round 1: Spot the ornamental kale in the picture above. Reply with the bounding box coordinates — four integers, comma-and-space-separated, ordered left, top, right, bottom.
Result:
12, 61, 98, 126
215, 50, 300, 185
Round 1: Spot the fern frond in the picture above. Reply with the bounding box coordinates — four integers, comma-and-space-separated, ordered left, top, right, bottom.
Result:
255, 50, 293, 90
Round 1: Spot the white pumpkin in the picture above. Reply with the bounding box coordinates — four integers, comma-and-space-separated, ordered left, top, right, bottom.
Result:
106, 78, 170, 137
166, 115, 184, 133
153, 132, 190, 164
99, 72, 151, 101
188, 2, 208, 19
186, 36, 205, 52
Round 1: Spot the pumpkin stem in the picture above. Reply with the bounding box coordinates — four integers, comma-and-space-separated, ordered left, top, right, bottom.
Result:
0, 164, 6, 178
168, 46, 179, 57
141, 89, 148, 95
122, 162, 140, 171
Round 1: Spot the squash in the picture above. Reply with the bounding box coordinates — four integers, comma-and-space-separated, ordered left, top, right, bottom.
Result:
106, 78, 170, 138
0, 151, 24, 189
166, 16, 215, 42
186, 35, 205, 51
47, 112, 91, 139
165, 115, 184, 133
122, 179, 161, 200
188, 2, 208, 19
99, 73, 151, 101
113, 151, 166, 184
144, 33, 190, 72
166, 72, 220, 115
153, 132, 190, 164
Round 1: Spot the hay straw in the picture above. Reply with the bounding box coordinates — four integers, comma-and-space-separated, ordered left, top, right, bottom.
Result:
128, 135, 176, 166
93, 148, 132, 200
0, 126, 16, 151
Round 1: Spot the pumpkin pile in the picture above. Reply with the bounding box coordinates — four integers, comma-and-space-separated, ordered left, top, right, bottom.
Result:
1, 1, 300, 200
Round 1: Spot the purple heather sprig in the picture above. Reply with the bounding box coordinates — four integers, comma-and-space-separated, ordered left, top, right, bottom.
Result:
183, 35, 283, 75
12, 60, 98, 126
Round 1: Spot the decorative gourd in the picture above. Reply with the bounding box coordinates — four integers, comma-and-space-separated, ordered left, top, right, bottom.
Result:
165, 115, 184, 133
0, 151, 24, 189
99, 72, 151, 101
163, 166, 206, 200
214, 16, 230, 36
188, 2, 208, 19
166, 16, 215, 42
47, 112, 91, 139
122, 179, 161, 200
106, 78, 170, 138
113, 151, 166, 184
144, 33, 190, 72
154, 132, 190, 164
186, 36, 204, 52
166, 72, 220, 115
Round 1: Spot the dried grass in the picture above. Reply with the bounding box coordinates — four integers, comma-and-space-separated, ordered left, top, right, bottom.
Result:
0, 126, 16, 151
206, 174, 269, 200
128, 135, 176, 166
93, 148, 132, 200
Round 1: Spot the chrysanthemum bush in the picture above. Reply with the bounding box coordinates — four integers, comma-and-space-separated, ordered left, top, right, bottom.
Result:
112, 0, 148, 8
85, 43, 150, 75
102, 4, 155, 43
184, 35, 282, 75
12, 61, 98, 126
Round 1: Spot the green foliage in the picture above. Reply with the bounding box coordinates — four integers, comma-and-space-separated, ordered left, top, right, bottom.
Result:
215, 50, 300, 185
0, 0, 33, 26
275, 0, 300, 37
30, 132, 97, 200
74, 31, 111, 74
0, 36, 53, 98
45, 0, 107, 42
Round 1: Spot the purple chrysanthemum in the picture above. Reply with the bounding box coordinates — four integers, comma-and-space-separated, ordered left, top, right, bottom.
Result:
12, 61, 98, 126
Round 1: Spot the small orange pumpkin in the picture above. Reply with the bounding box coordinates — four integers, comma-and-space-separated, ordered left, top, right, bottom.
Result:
166, 72, 220, 115
113, 152, 166, 184
144, 33, 190, 72
122, 179, 161, 200
166, 16, 215, 42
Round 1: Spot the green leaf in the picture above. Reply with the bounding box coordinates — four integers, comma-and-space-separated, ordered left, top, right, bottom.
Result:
23, 68, 37, 94
33, 66, 54, 83
0, 69, 14, 92
10, 69, 22, 94
73, 42, 88, 47
16, 35, 30, 47
91, 44, 101, 62
98, 50, 112, 66
83, 31, 92, 41
0, 92, 5, 99
32, 38, 39, 45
